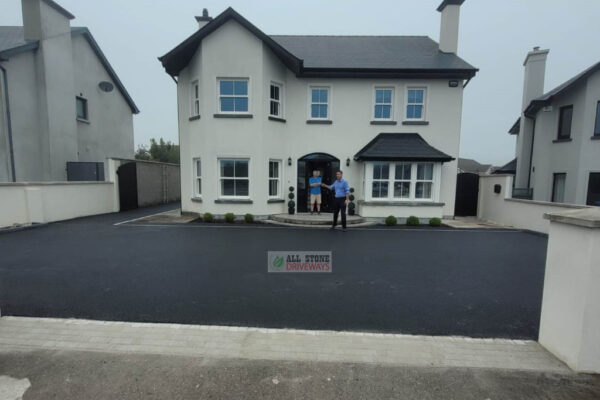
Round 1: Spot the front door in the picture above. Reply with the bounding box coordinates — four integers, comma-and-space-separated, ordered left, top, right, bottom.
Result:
587, 172, 600, 206
297, 154, 340, 213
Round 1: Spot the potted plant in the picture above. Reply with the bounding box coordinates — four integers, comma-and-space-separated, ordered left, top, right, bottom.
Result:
288, 186, 295, 215
348, 187, 356, 216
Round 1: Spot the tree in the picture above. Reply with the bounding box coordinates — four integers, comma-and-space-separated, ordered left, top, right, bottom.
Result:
134, 138, 179, 164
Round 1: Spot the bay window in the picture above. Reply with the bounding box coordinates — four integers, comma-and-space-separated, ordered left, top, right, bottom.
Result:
367, 162, 438, 201
416, 163, 434, 199
372, 163, 389, 198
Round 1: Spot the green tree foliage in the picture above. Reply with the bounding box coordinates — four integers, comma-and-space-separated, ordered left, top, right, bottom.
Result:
134, 138, 179, 164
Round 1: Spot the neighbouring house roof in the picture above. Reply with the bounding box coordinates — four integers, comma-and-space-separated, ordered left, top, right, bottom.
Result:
508, 117, 520, 135
493, 158, 517, 175
0, 26, 138, 114
457, 158, 492, 174
159, 7, 478, 79
354, 133, 454, 162
42, 0, 75, 20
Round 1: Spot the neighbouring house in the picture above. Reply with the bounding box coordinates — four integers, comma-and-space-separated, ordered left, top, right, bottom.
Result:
457, 157, 493, 175
503, 47, 600, 206
0, 0, 138, 182
159, 1, 477, 219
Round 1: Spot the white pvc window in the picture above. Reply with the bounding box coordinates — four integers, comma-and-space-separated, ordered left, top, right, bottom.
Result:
269, 83, 283, 117
406, 88, 426, 120
393, 163, 411, 199
309, 86, 329, 119
374, 88, 393, 120
415, 163, 434, 199
372, 163, 389, 198
194, 158, 201, 196
269, 160, 281, 197
368, 162, 437, 201
191, 81, 200, 116
218, 79, 248, 113
219, 159, 249, 197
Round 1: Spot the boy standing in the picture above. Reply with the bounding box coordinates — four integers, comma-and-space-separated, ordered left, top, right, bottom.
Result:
309, 170, 322, 214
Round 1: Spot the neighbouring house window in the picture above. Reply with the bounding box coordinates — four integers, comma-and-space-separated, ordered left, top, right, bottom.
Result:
219, 159, 249, 197
552, 173, 566, 203
406, 88, 425, 120
557, 105, 573, 139
587, 172, 600, 206
594, 101, 600, 136
374, 88, 393, 120
268, 160, 281, 197
393, 163, 411, 199
194, 158, 201, 196
218, 79, 248, 113
415, 163, 434, 199
372, 163, 389, 198
270, 83, 283, 118
76, 96, 88, 120
310, 86, 329, 119
191, 81, 200, 116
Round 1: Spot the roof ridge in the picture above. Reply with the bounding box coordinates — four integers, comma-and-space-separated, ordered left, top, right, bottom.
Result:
270, 34, 430, 38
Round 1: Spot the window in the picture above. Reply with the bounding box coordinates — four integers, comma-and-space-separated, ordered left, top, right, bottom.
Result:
218, 79, 248, 113
219, 159, 249, 197
415, 163, 434, 199
270, 83, 283, 117
191, 81, 200, 116
268, 160, 281, 197
406, 88, 425, 120
310, 87, 329, 119
552, 173, 566, 203
374, 88, 393, 120
393, 163, 411, 199
594, 101, 600, 136
76, 96, 88, 120
557, 105, 573, 139
194, 158, 201, 196
372, 163, 389, 198
586, 172, 600, 206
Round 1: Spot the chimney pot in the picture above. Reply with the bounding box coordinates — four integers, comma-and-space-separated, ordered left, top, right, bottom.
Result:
195, 8, 213, 29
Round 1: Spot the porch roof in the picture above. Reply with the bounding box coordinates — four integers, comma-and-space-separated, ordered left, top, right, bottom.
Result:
354, 133, 454, 162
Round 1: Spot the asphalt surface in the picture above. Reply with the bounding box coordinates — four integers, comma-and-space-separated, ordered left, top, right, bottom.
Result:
0, 204, 548, 339
2, 350, 600, 400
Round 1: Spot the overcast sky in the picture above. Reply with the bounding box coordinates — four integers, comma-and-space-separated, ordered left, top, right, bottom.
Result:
1, 0, 599, 165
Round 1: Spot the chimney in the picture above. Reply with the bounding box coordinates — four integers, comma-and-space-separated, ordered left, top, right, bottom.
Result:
195, 8, 213, 29
437, 0, 464, 54
522, 46, 550, 111
22, 0, 74, 41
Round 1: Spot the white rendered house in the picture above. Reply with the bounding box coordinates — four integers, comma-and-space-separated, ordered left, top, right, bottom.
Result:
506, 48, 600, 206
160, 1, 477, 218
0, 0, 138, 182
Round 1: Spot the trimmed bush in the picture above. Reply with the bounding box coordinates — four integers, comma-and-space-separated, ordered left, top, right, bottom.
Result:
429, 217, 442, 227
406, 216, 420, 226
287, 200, 295, 208
350, 187, 355, 193
348, 202, 356, 210
289, 186, 294, 192
244, 213, 254, 223
202, 212, 213, 223
224, 213, 235, 223
385, 215, 397, 226
288, 192, 295, 199
349, 194, 355, 201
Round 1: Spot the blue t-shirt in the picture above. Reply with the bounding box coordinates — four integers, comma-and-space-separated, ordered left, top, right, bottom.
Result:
309, 177, 322, 194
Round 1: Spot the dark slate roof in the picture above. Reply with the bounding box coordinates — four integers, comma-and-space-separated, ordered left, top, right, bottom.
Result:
508, 117, 520, 135
159, 7, 478, 79
493, 158, 517, 175
354, 133, 454, 162
458, 158, 491, 174
437, 0, 466, 12
0, 26, 138, 114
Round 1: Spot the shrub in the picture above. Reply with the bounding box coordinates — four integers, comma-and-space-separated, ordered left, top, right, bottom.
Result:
288, 192, 295, 199
289, 186, 294, 192
429, 217, 442, 227
224, 213, 235, 223
348, 202, 356, 210
349, 194, 355, 201
406, 216, 420, 226
385, 215, 397, 226
244, 213, 254, 223
287, 200, 295, 208
350, 187, 355, 193
202, 212, 213, 223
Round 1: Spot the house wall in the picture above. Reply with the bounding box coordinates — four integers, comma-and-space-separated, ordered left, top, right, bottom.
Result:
0, 66, 12, 181
178, 19, 464, 218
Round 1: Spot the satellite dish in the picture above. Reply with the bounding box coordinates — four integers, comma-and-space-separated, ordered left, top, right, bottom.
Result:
98, 81, 114, 92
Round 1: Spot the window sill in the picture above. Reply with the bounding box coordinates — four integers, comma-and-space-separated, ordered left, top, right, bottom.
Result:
76, 117, 90, 124
402, 120, 429, 126
191, 197, 203, 203
214, 198, 253, 204
306, 119, 333, 125
591, 135, 600, 140
267, 198, 285, 203
553, 138, 572, 143
214, 113, 253, 119
189, 115, 201, 121
370, 120, 397, 125
358, 200, 444, 207
268, 116, 286, 123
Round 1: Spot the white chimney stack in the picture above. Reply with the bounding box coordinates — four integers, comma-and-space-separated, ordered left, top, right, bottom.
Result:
437, 0, 464, 54
21, 0, 74, 41
522, 46, 550, 111
195, 8, 213, 30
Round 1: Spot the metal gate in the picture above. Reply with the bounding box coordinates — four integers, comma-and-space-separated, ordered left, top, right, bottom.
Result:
454, 172, 479, 216
117, 162, 138, 211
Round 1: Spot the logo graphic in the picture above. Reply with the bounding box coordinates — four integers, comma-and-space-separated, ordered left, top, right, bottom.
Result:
273, 256, 284, 269
268, 251, 332, 273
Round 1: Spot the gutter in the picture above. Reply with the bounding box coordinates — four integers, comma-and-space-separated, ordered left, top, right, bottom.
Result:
0, 64, 16, 182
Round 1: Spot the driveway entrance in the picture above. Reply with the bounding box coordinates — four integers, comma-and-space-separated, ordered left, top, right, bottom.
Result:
297, 153, 340, 213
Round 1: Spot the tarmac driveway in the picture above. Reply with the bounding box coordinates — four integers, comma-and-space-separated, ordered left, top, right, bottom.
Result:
0, 205, 548, 339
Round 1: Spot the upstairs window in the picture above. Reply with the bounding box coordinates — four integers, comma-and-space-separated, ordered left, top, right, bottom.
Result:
191, 81, 200, 116
374, 88, 393, 120
76, 96, 88, 120
406, 88, 425, 120
270, 83, 283, 118
310, 87, 329, 119
557, 105, 573, 139
594, 101, 600, 136
218, 79, 248, 113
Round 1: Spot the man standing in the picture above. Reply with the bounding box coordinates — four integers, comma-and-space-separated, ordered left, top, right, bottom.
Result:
322, 170, 350, 231
308, 170, 322, 214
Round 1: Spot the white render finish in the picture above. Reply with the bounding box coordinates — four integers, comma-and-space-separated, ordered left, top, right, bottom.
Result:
177, 19, 465, 218
539, 207, 600, 373
438, 4, 461, 54
0, 0, 135, 182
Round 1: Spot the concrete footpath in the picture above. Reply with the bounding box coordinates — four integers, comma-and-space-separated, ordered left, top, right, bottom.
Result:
1, 318, 600, 399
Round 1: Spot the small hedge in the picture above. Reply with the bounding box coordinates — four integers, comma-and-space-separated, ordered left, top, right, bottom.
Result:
406, 216, 420, 226
385, 215, 397, 226
429, 217, 442, 227
224, 213, 235, 223
202, 212, 213, 223
244, 213, 254, 223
